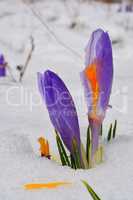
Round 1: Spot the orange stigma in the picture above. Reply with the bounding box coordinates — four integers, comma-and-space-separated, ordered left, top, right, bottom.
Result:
38, 137, 50, 159
85, 63, 99, 115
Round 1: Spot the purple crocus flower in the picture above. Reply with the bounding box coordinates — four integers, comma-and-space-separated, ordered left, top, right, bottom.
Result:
81, 29, 113, 157
0, 54, 6, 77
38, 70, 81, 155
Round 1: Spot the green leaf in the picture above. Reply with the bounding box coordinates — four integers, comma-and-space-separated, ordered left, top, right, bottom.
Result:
86, 126, 91, 163
82, 180, 101, 200
55, 131, 71, 167
72, 138, 81, 169
81, 143, 89, 169
70, 154, 76, 169
113, 120, 117, 139
107, 123, 112, 142
100, 124, 103, 136
57, 135, 71, 166
56, 135, 67, 166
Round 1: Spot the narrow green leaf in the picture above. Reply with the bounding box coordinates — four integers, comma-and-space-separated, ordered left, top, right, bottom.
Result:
57, 134, 71, 166
107, 123, 112, 142
86, 126, 91, 163
73, 149, 81, 169
82, 180, 101, 200
113, 120, 117, 139
81, 143, 89, 169
72, 139, 81, 169
56, 135, 67, 166
100, 124, 103, 136
70, 154, 77, 169
56, 131, 71, 166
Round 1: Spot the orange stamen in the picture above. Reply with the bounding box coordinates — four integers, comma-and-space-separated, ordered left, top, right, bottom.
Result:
85, 63, 99, 115
24, 182, 71, 190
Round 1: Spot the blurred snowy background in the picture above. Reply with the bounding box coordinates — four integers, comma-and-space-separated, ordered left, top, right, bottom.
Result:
0, 0, 133, 199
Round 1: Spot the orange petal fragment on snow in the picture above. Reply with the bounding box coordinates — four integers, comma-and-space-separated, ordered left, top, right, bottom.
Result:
24, 182, 71, 190
38, 137, 50, 159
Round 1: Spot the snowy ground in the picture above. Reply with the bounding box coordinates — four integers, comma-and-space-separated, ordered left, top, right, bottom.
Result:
0, 0, 133, 199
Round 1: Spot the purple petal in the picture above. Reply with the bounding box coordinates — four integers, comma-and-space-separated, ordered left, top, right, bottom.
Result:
0, 68, 6, 77
0, 54, 5, 65
80, 72, 93, 114
38, 70, 81, 154
96, 31, 113, 115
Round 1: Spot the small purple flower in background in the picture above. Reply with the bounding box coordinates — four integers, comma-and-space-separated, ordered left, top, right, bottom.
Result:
38, 70, 81, 155
118, 3, 133, 13
126, 4, 133, 12
0, 54, 6, 77
0, 54, 5, 64
81, 29, 113, 158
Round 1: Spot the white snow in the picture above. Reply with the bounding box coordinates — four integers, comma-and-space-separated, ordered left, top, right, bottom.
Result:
0, 0, 133, 199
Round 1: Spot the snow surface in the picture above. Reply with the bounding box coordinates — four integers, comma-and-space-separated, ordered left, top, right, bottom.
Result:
0, 0, 133, 199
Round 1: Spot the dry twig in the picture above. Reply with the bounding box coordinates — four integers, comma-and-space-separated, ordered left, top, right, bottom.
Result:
19, 36, 35, 82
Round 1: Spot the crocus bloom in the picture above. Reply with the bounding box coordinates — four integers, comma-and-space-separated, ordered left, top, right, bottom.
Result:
0, 54, 6, 77
38, 70, 81, 155
81, 29, 113, 157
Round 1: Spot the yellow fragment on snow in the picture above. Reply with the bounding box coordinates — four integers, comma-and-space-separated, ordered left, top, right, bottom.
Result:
51, 154, 61, 163
24, 182, 71, 190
